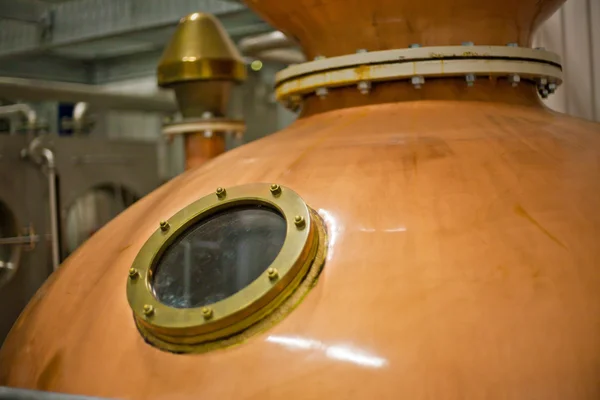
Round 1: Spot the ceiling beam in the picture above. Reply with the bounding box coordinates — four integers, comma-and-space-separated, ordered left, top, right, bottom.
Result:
0, 0, 246, 58
0, 0, 48, 24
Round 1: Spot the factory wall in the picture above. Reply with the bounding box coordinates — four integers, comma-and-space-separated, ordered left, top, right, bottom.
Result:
534, 0, 600, 122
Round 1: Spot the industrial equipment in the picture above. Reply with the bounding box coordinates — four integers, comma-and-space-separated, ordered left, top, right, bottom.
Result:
3, 0, 600, 398
0, 135, 50, 345
158, 13, 247, 170
0, 133, 159, 344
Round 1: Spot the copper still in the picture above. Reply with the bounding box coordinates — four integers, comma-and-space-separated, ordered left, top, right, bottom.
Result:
2, 0, 600, 398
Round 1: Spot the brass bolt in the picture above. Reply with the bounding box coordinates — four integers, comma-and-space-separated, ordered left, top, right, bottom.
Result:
294, 215, 305, 228
270, 184, 281, 196
216, 187, 226, 199
143, 304, 154, 317
202, 307, 213, 320
267, 267, 279, 280
159, 220, 169, 232
128, 268, 139, 279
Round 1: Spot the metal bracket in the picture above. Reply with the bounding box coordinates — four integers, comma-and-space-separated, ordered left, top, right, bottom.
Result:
0, 225, 39, 251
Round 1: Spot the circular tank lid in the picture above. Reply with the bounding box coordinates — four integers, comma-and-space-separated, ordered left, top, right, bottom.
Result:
126, 183, 326, 353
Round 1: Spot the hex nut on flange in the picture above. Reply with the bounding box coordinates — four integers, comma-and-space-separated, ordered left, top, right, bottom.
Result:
216, 187, 227, 199
357, 81, 371, 94
270, 184, 282, 196
143, 304, 154, 317
159, 221, 170, 232
316, 87, 328, 99
465, 73, 476, 87
202, 307, 213, 320
128, 268, 139, 279
411, 76, 425, 89
294, 215, 306, 229
267, 267, 279, 280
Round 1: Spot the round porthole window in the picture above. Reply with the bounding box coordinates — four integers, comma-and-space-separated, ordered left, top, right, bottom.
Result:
127, 183, 326, 353
152, 205, 287, 309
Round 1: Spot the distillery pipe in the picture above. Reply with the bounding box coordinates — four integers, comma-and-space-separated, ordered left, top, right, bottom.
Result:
72, 102, 89, 134
238, 31, 295, 54
0, 386, 106, 399
0, 104, 37, 133
40, 148, 60, 271
0, 77, 177, 113
239, 31, 305, 64
254, 48, 306, 64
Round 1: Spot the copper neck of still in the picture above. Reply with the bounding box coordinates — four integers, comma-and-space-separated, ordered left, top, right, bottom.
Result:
184, 133, 225, 170
245, 0, 566, 112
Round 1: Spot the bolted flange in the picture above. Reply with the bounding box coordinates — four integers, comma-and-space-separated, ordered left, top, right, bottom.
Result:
275, 45, 563, 108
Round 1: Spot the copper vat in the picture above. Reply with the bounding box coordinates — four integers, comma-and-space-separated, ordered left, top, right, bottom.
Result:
2, 0, 600, 398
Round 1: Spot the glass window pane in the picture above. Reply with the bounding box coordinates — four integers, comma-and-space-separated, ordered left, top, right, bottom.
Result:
152, 205, 286, 309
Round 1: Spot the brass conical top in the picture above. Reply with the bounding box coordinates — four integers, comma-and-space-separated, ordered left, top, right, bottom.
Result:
158, 12, 246, 118
158, 12, 246, 86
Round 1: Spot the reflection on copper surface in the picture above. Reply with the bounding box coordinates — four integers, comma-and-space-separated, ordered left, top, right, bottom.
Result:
359, 227, 407, 233
266, 335, 387, 369
317, 209, 339, 261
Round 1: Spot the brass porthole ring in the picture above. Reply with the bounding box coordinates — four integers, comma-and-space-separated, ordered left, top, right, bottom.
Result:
126, 183, 326, 351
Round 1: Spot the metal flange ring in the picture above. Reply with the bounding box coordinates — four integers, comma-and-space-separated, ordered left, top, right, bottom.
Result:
162, 118, 246, 136
274, 46, 563, 104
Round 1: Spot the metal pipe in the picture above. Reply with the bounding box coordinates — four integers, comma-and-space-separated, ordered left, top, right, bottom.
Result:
72, 102, 89, 134
0, 77, 177, 113
0, 235, 40, 246
0, 386, 108, 400
0, 103, 37, 132
255, 48, 306, 64
238, 31, 296, 54
41, 148, 60, 271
